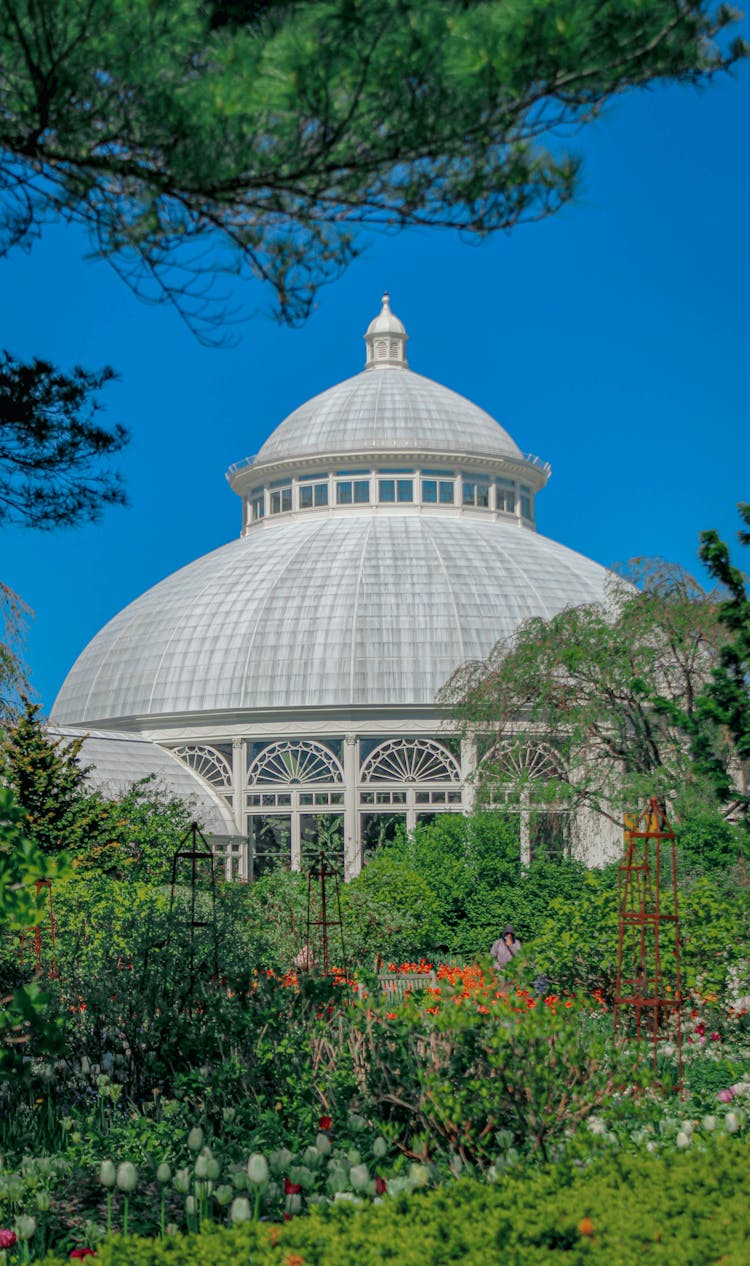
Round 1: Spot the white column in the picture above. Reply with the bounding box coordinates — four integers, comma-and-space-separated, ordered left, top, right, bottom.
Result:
520, 787, 531, 868
460, 734, 477, 815
231, 738, 249, 881
343, 734, 359, 880
290, 792, 302, 871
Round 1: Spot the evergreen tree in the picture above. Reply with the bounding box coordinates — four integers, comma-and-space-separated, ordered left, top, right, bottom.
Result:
0, 698, 108, 855
690, 504, 750, 824
0, 354, 127, 530
0, 1, 744, 334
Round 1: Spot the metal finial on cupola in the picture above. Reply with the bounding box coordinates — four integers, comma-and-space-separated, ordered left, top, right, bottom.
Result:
364, 292, 408, 368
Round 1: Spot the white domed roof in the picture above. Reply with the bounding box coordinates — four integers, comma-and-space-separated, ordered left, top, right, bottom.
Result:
254, 368, 522, 466
52, 515, 610, 723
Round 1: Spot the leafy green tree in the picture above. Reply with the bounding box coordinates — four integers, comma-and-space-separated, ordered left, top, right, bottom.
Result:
0, 0, 744, 332
0, 352, 127, 529
445, 561, 729, 829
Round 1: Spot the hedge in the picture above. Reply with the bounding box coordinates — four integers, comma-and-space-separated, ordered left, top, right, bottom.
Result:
41, 1134, 750, 1265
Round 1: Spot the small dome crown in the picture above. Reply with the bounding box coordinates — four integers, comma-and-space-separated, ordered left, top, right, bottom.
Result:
364, 292, 408, 367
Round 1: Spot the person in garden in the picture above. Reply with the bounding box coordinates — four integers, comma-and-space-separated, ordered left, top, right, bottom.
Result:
491, 924, 521, 969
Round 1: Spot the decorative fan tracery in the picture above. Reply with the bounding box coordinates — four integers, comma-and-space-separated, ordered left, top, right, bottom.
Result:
248, 740, 343, 786
360, 739, 460, 784
484, 741, 566, 784
172, 744, 233, 787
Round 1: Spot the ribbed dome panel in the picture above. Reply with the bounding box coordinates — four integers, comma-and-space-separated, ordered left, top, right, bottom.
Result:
254, 369, 522, 465
52, 517, 609, 722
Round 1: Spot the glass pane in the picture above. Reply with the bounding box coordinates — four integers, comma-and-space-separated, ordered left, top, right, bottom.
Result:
251, 815, 291, 880
422, 480, 437, 503
415, 790, 430, 804
396, 479, 413, 502
379, 479, 395, 503
477, 483, 489, 508
314, 484, 329, 506
270, 491, 281, 514
337, 482, 353, 505
496, 479, 516, 513
361, 813, 407, 864
353, 480, 370, 504
439, 481, 455, 504
300, 793, 313, 805
281, 488, 292, 512
300, 814, 344, 878
299, 485, 313, 508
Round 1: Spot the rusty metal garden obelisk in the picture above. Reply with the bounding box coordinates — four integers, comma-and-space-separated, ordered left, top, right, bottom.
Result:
613, 797, 683, 1080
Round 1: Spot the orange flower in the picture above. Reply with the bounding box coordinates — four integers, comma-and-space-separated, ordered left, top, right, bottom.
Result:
267, 1227, 280, 1247
283, 1256, 305, 1266
577, 1217, 596, 1237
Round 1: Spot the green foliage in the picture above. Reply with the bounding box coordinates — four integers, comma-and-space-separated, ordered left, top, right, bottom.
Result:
0, 786, 69, 1074
526, 865, 750, 1003
676, 807, 746, 875
341, 853, 444, 964
354, 811, 587, 960
37, 1135, 750, 1266
0, 2, 744, 333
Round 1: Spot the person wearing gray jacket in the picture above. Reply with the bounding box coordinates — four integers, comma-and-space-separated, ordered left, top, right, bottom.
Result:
491, 924, 521, 968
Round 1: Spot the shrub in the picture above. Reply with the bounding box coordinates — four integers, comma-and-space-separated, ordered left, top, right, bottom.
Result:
37, 1134, 750, 1266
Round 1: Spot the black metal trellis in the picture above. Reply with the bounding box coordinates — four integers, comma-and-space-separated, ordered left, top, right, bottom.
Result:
167, 821, 219, 996
302, 850, 348, 980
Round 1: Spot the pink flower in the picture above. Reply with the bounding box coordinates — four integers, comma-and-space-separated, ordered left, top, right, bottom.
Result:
717, 1088, 735, 1103
0, 1230, 17, 1250
375, 1176, 387, 1195
710, 1032, 721, 1042
70, 1250, 96, 1259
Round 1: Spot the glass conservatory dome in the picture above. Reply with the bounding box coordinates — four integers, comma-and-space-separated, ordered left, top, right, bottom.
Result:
52, 295, 620, 878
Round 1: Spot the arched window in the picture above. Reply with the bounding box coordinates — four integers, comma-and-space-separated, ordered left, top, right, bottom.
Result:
248, 740, 343, 785
485, 741, 566, 792
360, 738, 460, 784
481, 740, 569, 865
172, 744, 232, 788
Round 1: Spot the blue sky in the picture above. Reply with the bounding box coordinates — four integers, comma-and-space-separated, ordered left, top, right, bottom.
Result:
3, 55, 749, 713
